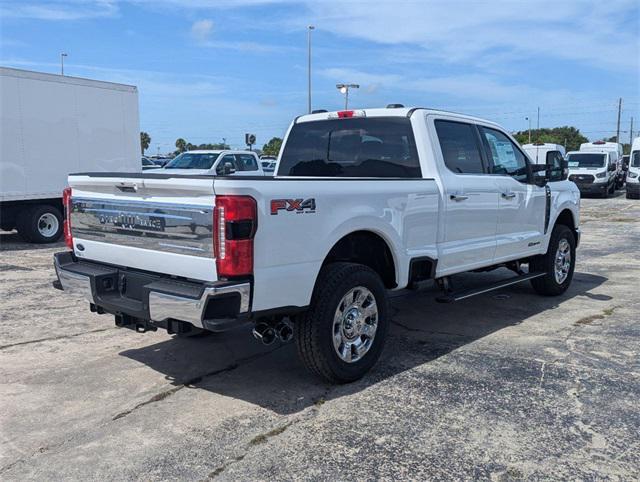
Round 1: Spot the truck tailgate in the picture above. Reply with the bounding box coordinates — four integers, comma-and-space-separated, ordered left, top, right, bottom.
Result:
68, 173, 217, 281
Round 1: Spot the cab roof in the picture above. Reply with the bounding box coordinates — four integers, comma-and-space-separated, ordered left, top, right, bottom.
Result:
295, 106, 500, 127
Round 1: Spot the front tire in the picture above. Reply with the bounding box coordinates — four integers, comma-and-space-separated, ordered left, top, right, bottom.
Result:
530, 224, 576, 296
295, 262, 388, 384
16, 204, 63, 243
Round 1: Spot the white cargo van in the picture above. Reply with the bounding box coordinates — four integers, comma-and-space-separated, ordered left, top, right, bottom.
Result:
522, 143, 565, 164
0, 67, 140, 242
580, 141, 624, 189
567, 150, 617, 197
627, 137, 640, 199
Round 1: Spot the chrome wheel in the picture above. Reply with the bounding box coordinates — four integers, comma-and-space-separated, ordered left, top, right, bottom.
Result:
37, 213, 59, 238
332, 286, 378, 363
554, 238, 571, 284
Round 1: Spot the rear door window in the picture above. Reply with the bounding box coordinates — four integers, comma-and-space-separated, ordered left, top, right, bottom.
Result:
434, 120, 485, 174
278, 117, 421, 177
235, 154, 259, 171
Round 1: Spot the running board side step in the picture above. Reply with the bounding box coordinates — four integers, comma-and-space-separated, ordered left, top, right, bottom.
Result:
436, 272, 546, 303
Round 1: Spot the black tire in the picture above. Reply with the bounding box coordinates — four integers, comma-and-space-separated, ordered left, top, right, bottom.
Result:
295, 262, 388, 384
530, 224, 576, 296
16, 204, 63, 243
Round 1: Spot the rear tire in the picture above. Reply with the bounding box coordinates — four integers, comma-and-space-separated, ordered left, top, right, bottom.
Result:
530, 224, 576, 296
16, 204, 63, 243
295, 262, 388, 384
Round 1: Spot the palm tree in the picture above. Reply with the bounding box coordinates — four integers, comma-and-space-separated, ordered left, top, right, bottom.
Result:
175, 138, 187, 153
140, 131, 151, 154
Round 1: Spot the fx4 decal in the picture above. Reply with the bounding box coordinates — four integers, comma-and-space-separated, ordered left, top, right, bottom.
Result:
271, 198, 316, 215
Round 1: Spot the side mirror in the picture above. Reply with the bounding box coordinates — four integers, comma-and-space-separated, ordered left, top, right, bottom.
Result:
608, 164, 616, 172
216, 162, 236, 175
530, 163, 548, 187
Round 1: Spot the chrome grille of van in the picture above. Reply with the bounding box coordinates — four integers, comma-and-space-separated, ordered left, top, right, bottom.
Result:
569, 174, 594, 184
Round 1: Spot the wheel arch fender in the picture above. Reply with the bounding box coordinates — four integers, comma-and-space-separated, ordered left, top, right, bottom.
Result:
544, 196, 580, 252
314, 216, 406, 292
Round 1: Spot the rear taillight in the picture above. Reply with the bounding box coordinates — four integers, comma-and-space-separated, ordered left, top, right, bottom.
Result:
214, 195, 257, 278
63, 187, 73, 250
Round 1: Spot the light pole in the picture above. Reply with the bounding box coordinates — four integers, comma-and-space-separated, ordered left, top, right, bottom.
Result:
307, 25, 315, 114
336, 83, 359, 110
60, 53, 68, 75
525, 116, 531, 143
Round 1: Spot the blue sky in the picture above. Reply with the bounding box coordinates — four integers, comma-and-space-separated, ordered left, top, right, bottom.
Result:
1, 0, 639, 154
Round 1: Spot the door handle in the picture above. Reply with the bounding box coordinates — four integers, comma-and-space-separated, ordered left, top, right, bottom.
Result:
501, 191, 516, 199
450, 194, 469, 201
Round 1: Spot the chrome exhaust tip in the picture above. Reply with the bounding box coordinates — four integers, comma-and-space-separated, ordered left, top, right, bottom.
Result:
275, 321, 293, 343
252, 322, 276, 345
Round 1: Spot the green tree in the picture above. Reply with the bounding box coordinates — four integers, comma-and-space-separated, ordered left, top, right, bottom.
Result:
175, 138, 187, 153
140, 131, 151, 154
512, 126, 588, 152
262, 137, 283, 156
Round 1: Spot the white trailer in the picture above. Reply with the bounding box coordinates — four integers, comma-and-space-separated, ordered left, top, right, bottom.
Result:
0, 67, 140, 242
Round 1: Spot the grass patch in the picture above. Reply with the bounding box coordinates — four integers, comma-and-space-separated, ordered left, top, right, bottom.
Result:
248, 422, 292, 446
574, 306, 617, 326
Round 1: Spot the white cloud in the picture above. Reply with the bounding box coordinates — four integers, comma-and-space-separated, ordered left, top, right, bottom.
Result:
0, 0, 118, 20
305, 0, 639, 72
190, 19, 214, 42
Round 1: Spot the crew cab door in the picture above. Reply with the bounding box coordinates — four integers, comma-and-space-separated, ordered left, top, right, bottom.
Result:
478, 126, 546, 261
431, 119, 499, 274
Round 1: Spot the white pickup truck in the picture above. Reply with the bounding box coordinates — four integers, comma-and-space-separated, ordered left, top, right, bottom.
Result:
53, 106, 580, 383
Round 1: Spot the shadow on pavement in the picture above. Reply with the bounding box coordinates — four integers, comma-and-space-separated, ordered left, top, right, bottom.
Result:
0, 232, 65, 252
120, 269, 608, 415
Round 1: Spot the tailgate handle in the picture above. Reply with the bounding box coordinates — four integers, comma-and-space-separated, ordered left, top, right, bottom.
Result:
116, 182, 138, 193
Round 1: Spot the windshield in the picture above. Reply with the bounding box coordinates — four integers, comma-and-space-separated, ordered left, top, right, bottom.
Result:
164, 152, 219, 169
567, 153, 606, 168
632, 151, 640, 168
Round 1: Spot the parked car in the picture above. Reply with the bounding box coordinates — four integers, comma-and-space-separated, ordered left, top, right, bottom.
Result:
566, 151, 617, 197
54, 106, 580, 383
261, 160, 277, 174
627, 138, 640, 199
150, 156, 172, 167
142, 157, 156, 170
149, 150, 265, 176
0, 67, 139, 243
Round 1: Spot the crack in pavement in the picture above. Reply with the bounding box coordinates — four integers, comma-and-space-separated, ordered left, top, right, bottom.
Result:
391, 319, 470, 338
0, 327, 116, 351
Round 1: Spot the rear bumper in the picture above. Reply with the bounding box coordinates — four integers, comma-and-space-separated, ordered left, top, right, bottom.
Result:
53, 252, 250, 331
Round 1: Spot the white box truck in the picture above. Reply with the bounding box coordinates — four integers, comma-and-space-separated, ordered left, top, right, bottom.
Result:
0, 67, 140, 243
